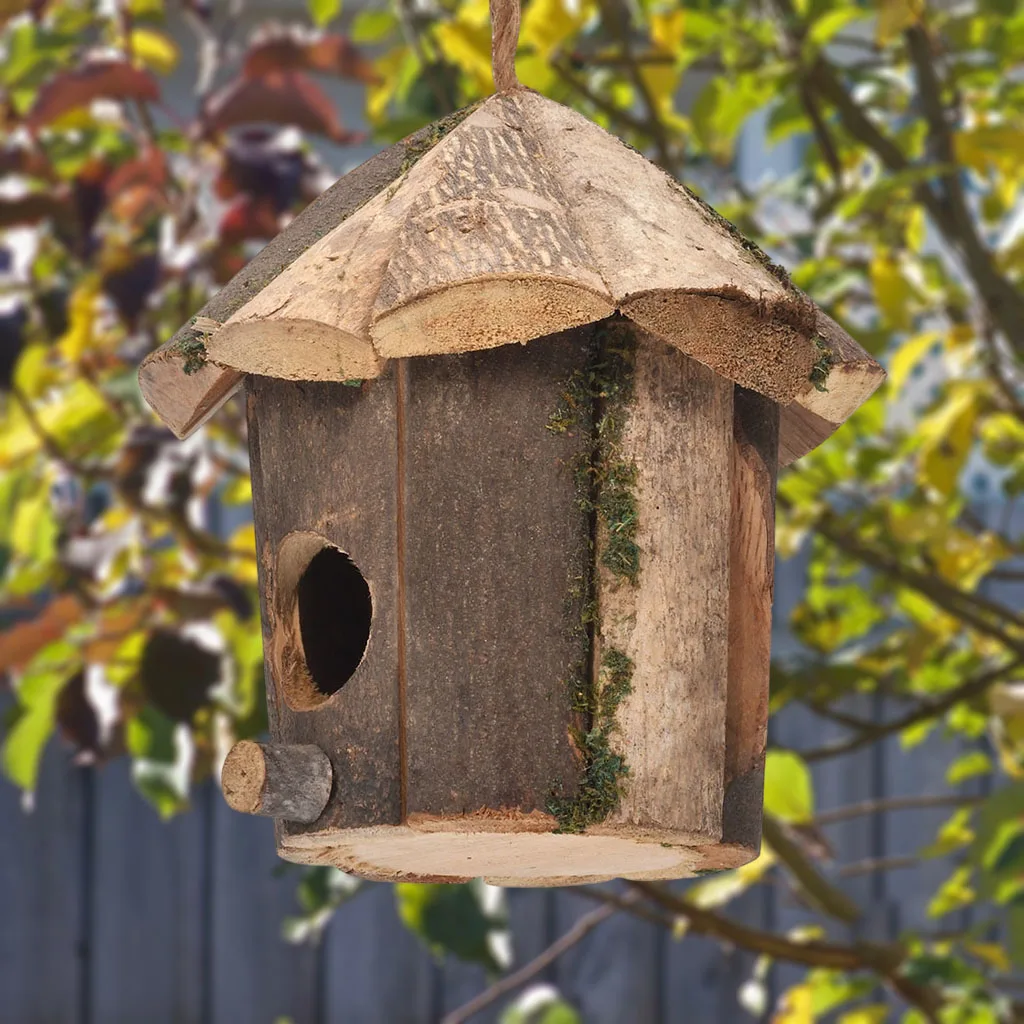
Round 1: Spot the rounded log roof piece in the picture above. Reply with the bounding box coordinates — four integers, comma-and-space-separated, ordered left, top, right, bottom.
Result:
139, 91, 884, 464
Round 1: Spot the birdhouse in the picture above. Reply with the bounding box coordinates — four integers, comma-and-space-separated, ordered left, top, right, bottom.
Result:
138, 4, 883, 886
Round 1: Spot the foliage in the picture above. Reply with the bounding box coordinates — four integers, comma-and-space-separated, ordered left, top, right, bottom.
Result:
2, 0, 1024, 1018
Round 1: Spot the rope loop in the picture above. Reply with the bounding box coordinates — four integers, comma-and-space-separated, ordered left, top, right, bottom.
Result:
489, 0, 521, 92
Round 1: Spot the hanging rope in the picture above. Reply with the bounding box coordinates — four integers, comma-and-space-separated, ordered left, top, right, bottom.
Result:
489, 0, 521, 93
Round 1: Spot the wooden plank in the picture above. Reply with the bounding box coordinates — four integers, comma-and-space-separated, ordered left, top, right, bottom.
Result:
210, 798, 320, 1024
323, 883, 436, 1023
401, 329, 590, 818
246, 372, 402, 837
601, 332, 733, 839
88, 759, 204, 1024
723, 387, 779, 850
0, 740, 84, 1024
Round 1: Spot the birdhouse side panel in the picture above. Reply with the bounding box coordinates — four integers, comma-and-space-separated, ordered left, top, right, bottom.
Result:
400, 330, 592, 822
246, 372, 403, 834
598, 331, 733, 842
723, 385, 779, 851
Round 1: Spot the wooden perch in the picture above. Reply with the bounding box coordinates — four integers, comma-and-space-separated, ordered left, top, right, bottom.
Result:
221, 740, 333, 824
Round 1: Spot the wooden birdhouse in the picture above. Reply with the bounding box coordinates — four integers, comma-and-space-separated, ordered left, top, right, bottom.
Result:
139, 2, 884, 886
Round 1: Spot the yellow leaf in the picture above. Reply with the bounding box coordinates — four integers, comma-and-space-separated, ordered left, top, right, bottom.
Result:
917, 384, 980, 496
229, 524, 259, 584
875, 0, 923, 45
57, 278, 101, 364
0, 380, 119, 469
955, 126, 1024, 178
691, 845, 776, 908
13, 344, 57, 399
927, 865, 975, 918
764, 750, 814, 823
126, 28, 179, 74
838, 1005, 889, 1024
774, 983, 815, 1024
650, 9, 686, 54
434, 20, 493, 94
869, 253, 913, 329
520, 0, 593, 60
965, 941, 1011, 973
887, 331, 940, 392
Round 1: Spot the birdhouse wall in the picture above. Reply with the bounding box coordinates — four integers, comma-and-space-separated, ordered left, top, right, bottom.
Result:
243, 319, 778, 881
245, 331, 593, 848
246, 369, 405, 833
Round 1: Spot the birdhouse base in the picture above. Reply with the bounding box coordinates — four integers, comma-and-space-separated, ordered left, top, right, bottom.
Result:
276, 819, 757, 886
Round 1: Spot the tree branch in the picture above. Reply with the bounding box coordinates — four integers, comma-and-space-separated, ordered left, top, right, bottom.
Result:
441, 896, 632, 1024
793, 658, 1021, 762
762, 814, 862, 923
812, 793, 982, 826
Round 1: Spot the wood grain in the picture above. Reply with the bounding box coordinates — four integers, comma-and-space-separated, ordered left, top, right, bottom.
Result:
722, 386, 779, 851
246, 372, 402, 836
399, 329, 590, 819
599, 329, 733, 841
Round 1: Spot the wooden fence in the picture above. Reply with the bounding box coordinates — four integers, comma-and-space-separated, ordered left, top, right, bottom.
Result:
0, 561, 983, 1024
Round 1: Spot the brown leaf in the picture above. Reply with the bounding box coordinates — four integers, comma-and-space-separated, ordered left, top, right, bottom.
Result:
106, 147, 169, 223
203, 71, 359, 142
243, 31, 380, 83
0, 595, 84, 673
0, 190, 70, 229
26, 60, 160, 132
218, 194, 281, 245
139, 629, 221, 723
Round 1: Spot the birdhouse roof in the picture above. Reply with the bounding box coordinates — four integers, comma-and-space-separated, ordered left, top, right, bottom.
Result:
139, 91, 884, 465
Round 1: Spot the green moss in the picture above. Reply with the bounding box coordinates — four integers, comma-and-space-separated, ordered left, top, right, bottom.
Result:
176, 335, 208, 376
809, 334, 834, 393
546, 320, 641, 834
548, 319, 640, 586
548, 648, 635, 833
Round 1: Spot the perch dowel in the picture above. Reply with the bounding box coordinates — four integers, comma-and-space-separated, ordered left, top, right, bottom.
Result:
221, 740, 333, 824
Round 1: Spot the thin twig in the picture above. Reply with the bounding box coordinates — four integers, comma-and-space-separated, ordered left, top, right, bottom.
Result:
441, 896, 629, 1024
794, 658, 1022, 762
837, 855, 921, 879
813, 793, 983, 827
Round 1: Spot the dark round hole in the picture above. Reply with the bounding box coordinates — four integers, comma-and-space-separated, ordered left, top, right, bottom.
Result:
296, 547, 372, 698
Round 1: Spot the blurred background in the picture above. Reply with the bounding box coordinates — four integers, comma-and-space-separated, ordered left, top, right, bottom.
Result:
1, 0, 1023, 1021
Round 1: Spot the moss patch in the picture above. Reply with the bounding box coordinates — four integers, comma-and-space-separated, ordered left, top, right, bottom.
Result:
809, 334, 835, 393
546, 319, 640, 833
175, 335, 208, 376
548, 319, 640, 586
547, 647, 634, 833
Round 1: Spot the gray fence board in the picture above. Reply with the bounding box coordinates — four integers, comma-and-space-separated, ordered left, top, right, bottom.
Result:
0, 743, 85, 1024
324, 884, 435, 1023
89, 759, 205, 1024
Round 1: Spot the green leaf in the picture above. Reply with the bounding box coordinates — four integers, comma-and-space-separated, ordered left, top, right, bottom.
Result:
501, 986, 582, 1024
764, 750, 814, 823
351, 9, 398, 43
308, 0, 341, 27
396, 882, 507, 972
1, 639, 80, 791
283, 867, 361, 944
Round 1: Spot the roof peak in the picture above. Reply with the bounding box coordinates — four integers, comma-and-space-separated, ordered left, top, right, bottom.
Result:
139, 93, 883, 463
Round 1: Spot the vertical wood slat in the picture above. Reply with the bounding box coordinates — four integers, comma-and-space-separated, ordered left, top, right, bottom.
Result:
401, 333, 591, 817
723, 387, 779, 849
89, 760, 204, 1024
0, 740, 84, 1024
602, 332, 733, 838
246, 373, 403, 835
